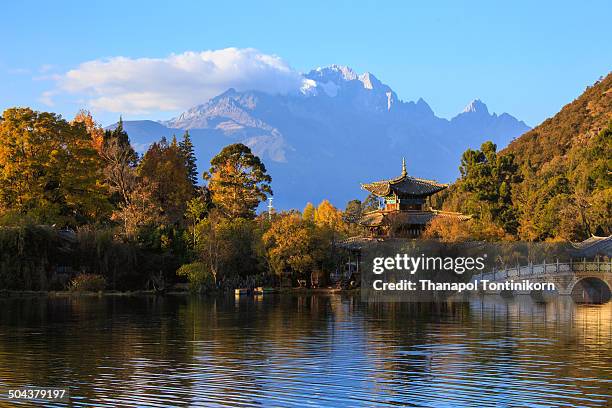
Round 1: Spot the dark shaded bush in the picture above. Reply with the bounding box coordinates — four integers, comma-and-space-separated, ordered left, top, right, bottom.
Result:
0, 225, 64, 290
69, 273, 106, 292
0, 225, 185, 291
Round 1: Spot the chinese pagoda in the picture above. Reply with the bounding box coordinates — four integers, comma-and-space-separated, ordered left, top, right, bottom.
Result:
359, 159, 470, 238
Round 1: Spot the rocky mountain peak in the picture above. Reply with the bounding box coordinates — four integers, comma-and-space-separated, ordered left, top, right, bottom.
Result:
461, 99, 489, 114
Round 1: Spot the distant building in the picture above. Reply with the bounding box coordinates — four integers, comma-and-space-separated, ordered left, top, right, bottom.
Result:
333, 159, 470, 283
359, 159, 469, 238
571, 235, 612, 259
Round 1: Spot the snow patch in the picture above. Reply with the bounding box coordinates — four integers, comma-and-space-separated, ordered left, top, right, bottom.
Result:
462, 99, 489, 114
300, 78, 318, 96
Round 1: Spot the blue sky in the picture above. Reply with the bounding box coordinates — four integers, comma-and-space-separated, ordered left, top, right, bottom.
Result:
1, 0, 610, 126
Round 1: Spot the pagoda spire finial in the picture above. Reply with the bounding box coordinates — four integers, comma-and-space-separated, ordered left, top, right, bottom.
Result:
401, 157, 407, 177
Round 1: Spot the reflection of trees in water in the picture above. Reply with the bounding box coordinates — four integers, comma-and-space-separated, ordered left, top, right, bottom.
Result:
0, 295, 610, 406
466, 295, 612, 401
467, 295, 611, 346
349, 296, 612, 405
176, 295, 354, 404
0, 296, 195, 403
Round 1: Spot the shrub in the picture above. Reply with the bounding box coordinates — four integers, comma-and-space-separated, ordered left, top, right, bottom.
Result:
69, 273, 106, 292
176, 262, 214, 292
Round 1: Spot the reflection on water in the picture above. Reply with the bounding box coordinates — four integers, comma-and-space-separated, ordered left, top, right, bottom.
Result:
0, 294, 610, 407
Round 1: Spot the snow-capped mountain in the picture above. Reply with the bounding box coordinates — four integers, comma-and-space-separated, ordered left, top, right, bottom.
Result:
109, 65, 530, 209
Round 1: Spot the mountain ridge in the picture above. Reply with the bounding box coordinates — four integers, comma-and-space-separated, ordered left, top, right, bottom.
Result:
440, 72, 611, 241
108, 65, 531, 209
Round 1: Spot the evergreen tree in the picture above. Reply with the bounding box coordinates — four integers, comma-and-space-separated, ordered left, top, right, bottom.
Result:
458, 141, 521, 235
103, 117, 138, 167
343, 199, 362, 224
361, 194, 381, 212
179, 131, 198, 189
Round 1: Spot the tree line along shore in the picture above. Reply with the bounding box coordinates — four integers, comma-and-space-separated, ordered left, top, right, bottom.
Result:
0, 99, 609, 293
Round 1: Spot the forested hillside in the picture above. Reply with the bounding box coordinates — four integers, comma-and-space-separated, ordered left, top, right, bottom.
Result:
438, 73, 611, 241
504, 73, 611, 167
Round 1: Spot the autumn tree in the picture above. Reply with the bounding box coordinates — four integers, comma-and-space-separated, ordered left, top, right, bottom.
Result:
111, 182, 161, 239
315, 200, 344, 232
73, 110, 104, 152
0, 108, 110, 225
423, 216, 506, 242
303, 202, 315, 222
138, 136, 195, 225
262, 212, 320, 281
422, 217, 470, 242
204, 143, 272, 219
100, 136, 138, 208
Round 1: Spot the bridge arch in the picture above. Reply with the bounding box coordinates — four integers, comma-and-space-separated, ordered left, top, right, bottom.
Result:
570, 277, 611, 304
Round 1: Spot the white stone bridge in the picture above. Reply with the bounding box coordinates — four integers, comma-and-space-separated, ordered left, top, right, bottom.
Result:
471, 260, 612, 303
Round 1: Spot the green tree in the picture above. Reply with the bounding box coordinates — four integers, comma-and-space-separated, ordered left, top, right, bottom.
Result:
204, 143, 272, 219
458, 141, 521, 235
103, 117, 138, 166
185, 190, 211, 248
194, 210, 263, 285
176, 262, 214, 292
361, 194, 381, 212
179, 131, 198, 190
511, 124, 611, 241
343, 199, 363, 224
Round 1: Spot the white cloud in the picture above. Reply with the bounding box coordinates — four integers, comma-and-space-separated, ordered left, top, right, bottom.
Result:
39, 91, 56, 106
7, 67, 31, 75
50, 48, 305, 114
39, 64, 56, 74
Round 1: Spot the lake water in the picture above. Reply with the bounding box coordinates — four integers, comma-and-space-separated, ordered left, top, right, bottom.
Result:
0, 294, 610, 407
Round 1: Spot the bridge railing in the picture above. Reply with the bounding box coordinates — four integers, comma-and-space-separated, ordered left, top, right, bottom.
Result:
472, 260, 611, 282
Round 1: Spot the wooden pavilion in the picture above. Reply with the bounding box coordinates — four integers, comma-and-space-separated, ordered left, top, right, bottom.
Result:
359, 159, 469, 238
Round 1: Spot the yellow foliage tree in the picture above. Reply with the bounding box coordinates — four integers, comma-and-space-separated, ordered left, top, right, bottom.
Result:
303, 202, 315, 222
0, 108, 110, 224
263, 213, 319, 279
314, 200, 343, 230
204, 143, 272, 219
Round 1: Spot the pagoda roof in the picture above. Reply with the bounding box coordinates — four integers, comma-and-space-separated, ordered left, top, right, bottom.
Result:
359, 209, 471, 227
361, 159, 448, 197
571, 235, 612, 258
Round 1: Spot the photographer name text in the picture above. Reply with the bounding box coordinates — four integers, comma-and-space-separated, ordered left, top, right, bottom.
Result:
372, 279, 556, 292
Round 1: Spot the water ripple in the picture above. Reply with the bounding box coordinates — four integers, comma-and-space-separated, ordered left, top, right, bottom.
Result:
0, 295, 610, 407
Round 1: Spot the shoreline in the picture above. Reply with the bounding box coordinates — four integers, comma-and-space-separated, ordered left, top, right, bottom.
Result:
0, 287, 359, 298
